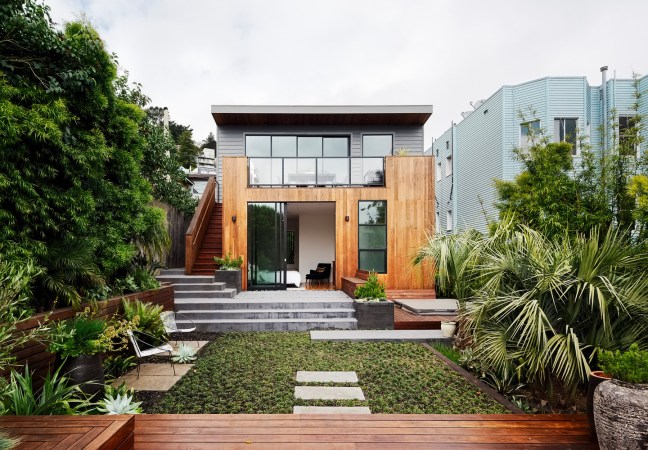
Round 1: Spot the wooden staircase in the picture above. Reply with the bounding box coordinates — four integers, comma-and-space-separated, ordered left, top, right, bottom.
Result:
191, 203, 222, 275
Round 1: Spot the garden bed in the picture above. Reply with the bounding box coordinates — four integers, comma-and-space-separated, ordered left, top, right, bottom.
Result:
148, 332, 509, 414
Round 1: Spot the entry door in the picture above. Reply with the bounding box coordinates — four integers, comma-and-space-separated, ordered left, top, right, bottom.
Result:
247, 202, 287, 290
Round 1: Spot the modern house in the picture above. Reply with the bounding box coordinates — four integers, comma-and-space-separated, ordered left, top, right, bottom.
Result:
431, 67, 648, 234
186, 105, 436, 292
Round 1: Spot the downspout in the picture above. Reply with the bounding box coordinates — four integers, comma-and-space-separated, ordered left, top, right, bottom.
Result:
601, 66, 608, 154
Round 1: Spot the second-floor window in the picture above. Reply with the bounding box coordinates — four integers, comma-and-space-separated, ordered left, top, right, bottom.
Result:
245, 135, 350, 157
554, 118, 578, 155
362, 135, 393, 156
436, 161, 442, 181
520, 120, 540, 148
619, 115, 639, 156
446, 155, 453, 176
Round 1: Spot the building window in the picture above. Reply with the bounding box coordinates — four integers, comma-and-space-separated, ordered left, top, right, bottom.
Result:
520, 120, 540, 148
445, 155, 452, 176
619, 115, 638, 156
436, 212, 440, 234
436, 161, 442, 181
554, 118, 578, 155
446, 141, 449, 150
362, 135, 393, 157
358, 201, 387, 273
245, 135, 350, 157
446, 210, 453, 232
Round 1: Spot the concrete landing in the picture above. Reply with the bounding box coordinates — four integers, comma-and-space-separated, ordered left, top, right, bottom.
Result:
310, 329, 449, 342
293, 406, 371, 414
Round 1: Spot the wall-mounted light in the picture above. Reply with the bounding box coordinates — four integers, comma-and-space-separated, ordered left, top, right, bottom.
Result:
345, 215, 350, 222
232, 215, 237, 223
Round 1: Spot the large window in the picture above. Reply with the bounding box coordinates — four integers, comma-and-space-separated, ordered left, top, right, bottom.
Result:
362, 135, 393, 156
619, 115, 638, 156
436, 161, 442, 181
246, 135, 349, 157
446, 210, 453, 232
358, 201, 387, 273
445, 155, 453, 176
554, 118, 578, 155
520, 120, 540, 148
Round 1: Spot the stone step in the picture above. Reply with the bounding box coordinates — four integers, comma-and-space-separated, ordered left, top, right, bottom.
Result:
171, 283, 225, 292
310, 329, 450, 343
296, 371, 358, 383
293, 406, 371, 414
157, 275, 214, 284
173, 292, 237, 303
174, 289, 236, 298
173, 298, 354, 310
295, 386, 365, 400
177, 308, 355, 320
180, 318, 357, 332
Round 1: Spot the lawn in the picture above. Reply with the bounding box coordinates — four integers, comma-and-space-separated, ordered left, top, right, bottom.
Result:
149, 332, 509, 414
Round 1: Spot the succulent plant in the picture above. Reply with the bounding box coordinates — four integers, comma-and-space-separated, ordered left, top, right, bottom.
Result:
97, 393, 142, 415
172, 344, 197, 363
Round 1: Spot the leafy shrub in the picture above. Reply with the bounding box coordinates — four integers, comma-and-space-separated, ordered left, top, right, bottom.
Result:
121, 299, 167, 345
0, 430, 20, 450
354, 272, 386, 300
214, 254, 243, 270
0, 364, 89, 415
599, 343, 648, 384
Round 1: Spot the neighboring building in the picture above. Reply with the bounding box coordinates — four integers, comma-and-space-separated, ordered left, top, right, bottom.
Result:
430, 68, 648, 234
187, 105, 435, 291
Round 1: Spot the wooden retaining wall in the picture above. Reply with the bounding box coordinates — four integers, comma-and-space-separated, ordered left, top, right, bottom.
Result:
152, 200, 192, 269
2, 284, 174, 382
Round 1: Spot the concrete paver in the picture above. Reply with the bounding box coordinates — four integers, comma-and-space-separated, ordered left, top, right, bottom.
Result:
296, 371, 358, 383
310, 329, 448, 342
293, 406, 371, 414
295, 386, 365, 400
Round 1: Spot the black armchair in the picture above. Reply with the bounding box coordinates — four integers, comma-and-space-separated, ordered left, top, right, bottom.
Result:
305, 263, 331, 285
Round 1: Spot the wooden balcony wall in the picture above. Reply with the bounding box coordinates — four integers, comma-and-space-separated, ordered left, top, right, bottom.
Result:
185, 177, 216, 275
221, 156, 435, 291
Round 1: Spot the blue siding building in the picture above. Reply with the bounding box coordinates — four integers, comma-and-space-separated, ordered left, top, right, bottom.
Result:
429, 68, 648, 234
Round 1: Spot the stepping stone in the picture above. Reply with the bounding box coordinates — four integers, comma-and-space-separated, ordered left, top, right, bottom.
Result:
293, 406, 371, 414
295, 386, 365, 400
310, 329, 448, 342
296, 371, 358, 383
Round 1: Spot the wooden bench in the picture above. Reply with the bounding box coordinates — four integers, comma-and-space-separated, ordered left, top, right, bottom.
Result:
341, 270, 369, 299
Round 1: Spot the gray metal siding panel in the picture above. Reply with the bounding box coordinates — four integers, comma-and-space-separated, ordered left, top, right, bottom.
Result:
433, 128, 454, 234
455, 89, 504, 234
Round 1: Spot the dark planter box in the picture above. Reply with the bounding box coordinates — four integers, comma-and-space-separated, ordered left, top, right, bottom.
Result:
214, 270, 242, 293
354, 299, 394, 329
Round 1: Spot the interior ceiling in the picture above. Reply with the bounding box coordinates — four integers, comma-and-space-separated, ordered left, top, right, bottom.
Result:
286, 202, 335, 218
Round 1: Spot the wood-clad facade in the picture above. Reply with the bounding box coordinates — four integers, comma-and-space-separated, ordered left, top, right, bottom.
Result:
221, 155, 435, 291
212, 105, 435, 292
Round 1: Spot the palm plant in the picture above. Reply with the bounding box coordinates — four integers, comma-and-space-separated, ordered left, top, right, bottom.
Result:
121, 299, 167, 345
415, 220, 648, 397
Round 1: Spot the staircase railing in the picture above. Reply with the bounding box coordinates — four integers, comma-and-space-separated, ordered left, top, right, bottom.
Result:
185, 176, 217, 274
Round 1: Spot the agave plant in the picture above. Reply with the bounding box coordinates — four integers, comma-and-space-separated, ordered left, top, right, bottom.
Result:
97, 393, 142, 415
172, 344, 197, 363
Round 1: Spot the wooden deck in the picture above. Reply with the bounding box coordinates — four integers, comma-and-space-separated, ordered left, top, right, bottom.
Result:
135, 414, 597, 449
1, 414, 597, 449
0, 415, 134, 450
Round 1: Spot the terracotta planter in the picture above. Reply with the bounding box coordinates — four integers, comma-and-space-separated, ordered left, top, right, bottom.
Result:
441, 321, 457, 338
593, 379, 648, 449
353, 300, 394, 329
61, 354, 105, 397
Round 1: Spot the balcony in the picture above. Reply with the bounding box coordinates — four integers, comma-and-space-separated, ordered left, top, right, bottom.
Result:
248, 157, 385, 187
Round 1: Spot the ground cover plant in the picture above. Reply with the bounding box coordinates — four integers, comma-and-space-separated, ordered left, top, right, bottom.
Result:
150, 332, 508, 414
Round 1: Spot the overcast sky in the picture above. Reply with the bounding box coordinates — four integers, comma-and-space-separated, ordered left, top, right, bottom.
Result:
48, 0, 648, 149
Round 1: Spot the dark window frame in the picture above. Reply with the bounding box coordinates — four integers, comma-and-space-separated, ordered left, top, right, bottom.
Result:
357, 200, 387, 274
554, 117, 579, 155
361, 134, 394, 157
245, 134, 351, 158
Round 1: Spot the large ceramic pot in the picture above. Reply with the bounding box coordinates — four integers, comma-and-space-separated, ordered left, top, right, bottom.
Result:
586, 371, 611, 434
353, 300, 394, 329
62, 354, 105, 397
593, 379, 648, 450
440, 321, 457, 338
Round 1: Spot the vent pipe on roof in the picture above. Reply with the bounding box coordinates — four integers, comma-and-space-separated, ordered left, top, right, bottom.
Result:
601, 66, 608, 154
163, 107, 170, 135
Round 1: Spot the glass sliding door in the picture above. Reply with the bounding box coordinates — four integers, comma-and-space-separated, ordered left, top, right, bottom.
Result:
247, 202, 287, 290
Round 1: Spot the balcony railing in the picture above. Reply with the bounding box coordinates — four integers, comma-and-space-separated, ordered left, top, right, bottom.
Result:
248, 157, 385, 187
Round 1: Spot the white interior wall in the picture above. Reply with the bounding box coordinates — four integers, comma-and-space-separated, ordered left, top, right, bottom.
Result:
298, 211, 335, 285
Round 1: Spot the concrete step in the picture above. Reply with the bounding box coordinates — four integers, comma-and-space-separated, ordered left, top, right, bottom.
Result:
171, 283, 225, 292
180, 317, 358, 332
178, 308, 355, 320
173, 298, 354, 310
174, 289, 236, 298
157, 275, 214, 284
310, 329, 450, 343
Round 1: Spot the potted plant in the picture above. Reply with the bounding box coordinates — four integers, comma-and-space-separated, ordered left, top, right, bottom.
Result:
48, 309, 133, 396
440, 321, 456, 338
353, 272, 393, 329
214, 253, 243, 293
593, 343, 648, 449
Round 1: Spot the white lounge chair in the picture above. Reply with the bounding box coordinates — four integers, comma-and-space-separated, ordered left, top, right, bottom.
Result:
160, 311, 198, 346
127, 330, 175, 379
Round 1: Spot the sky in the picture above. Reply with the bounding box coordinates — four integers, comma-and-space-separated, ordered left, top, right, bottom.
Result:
47, 0, 648, 149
